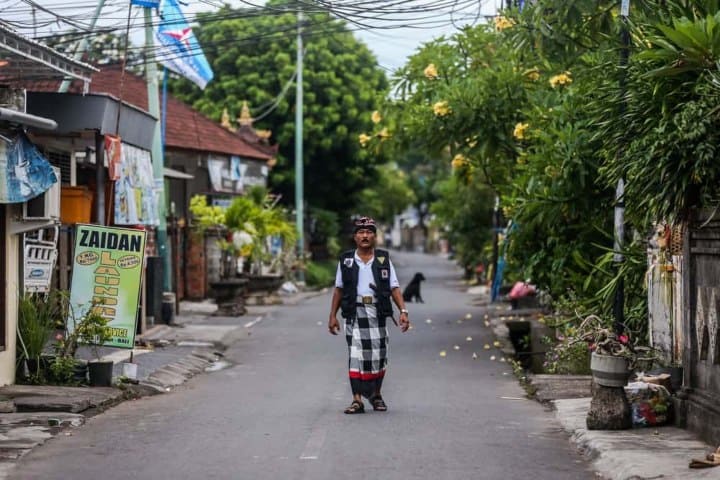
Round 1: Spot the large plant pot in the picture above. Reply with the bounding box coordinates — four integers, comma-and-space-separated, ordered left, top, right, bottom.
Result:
88, 361, 114, 387
73, 360, 89, 384
209, 278, 248, 316
590, 352, 630, 387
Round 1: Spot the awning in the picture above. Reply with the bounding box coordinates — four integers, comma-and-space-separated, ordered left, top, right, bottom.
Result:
0, 24, 97, 83
163, 167, 193, 180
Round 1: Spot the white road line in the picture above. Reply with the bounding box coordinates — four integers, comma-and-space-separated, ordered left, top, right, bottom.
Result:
244, 316, 264, 328
299, 426, 326, 460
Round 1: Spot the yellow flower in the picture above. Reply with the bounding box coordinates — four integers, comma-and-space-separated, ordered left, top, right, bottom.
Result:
433, 101, 451, 117
513, 122, 529, 140
371, 110, 382, 124
524, 68, 540, 81
424, 63, 438, 79
549, 71, 572, 88
451, 153, 468, 169
494, 16, 514, 31
358, 133, 371, 147
377, 127, 391, 139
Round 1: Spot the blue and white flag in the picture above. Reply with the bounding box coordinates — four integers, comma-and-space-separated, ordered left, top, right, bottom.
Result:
155, 0, 214, 89
131, 0, 160, 7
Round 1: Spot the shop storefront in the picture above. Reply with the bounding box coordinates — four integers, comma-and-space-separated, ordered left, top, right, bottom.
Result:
0, 25, 95, 385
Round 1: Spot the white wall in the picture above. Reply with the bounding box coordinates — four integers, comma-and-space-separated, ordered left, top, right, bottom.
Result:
0, 205, 18, 385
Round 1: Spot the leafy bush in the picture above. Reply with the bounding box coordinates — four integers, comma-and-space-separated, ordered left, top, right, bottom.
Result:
305, 260, 337, 288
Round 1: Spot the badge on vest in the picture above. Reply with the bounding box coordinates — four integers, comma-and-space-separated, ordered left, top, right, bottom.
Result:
381, 269, 389, 279
377, 256, 386, 264
343, 258, 354, 268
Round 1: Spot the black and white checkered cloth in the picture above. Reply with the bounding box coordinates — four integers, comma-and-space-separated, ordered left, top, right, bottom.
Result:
345, 304, 388, 397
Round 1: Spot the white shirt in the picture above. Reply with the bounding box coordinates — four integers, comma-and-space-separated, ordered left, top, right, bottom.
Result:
335, 250, 400, 295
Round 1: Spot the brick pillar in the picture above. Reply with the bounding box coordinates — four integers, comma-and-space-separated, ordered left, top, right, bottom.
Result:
185, 230, 206, 300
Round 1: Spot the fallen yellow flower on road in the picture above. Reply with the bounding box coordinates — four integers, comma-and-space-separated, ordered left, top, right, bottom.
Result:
484, 320, 491, 327
493, 340, 502, 347
439, 350, 447, 357
472, 352, 478, 359
466, 336, 473, 341
453, 345, 460, 350
484, 344, 491, 350
490, 355, 497, 361
500, 357, 506, 362
425, 318, 433, 324
465, 313, 472, 319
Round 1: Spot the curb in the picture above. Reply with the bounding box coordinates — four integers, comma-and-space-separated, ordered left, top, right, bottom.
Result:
553, 398, 719, 480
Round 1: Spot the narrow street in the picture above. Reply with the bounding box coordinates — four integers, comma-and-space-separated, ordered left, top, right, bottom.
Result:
9, 251, 593, 480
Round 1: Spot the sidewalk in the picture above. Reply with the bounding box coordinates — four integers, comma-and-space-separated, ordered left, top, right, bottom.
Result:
0, 287, 326, 478
470, 284, 720, 480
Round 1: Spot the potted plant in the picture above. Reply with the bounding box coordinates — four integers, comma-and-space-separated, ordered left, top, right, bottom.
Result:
17, 292, 58, 383
52, 302, 112, 386
568, 314, 653, 387
77, 308, 113, 387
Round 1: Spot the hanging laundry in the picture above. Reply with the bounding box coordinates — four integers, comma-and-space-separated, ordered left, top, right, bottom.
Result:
0, 132, 57, 204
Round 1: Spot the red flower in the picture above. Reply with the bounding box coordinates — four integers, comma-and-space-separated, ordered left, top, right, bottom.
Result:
619, 334, 629, 344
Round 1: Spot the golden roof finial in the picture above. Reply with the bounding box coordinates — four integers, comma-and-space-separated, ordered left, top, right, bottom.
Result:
238, 100, 253, 127
221, 108, 235, 132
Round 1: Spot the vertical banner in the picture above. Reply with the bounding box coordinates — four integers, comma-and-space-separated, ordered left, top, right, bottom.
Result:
69, 224, 146, 349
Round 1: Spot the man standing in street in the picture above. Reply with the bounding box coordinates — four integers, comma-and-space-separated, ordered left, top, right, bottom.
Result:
328, 216, 410, 414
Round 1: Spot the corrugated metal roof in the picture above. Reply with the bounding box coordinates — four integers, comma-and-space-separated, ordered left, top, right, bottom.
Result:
0, 22, 97, 84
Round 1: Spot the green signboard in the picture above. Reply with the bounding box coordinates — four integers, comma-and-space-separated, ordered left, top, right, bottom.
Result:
69, 224, 146, 349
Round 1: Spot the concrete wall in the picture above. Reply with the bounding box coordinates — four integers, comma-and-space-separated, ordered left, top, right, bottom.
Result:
648, 250, 683, 365
1, 205, 19, 385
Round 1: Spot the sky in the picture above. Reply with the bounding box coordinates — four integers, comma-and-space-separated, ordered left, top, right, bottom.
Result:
0, 0, 501, 73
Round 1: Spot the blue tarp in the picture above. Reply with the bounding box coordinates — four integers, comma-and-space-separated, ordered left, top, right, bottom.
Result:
0, 132, 57, 204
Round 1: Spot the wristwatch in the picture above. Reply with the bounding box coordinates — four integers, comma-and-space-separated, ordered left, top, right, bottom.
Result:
400, 308, 409, 315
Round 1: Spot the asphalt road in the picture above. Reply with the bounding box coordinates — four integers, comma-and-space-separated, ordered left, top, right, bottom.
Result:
9, 251, 595, 480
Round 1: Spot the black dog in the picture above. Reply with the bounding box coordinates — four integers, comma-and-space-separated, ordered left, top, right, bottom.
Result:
402, 272, 426, 303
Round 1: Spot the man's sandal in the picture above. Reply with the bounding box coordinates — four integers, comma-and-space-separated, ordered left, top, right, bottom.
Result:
344, 400, 365, 414
370, 396, 387, 412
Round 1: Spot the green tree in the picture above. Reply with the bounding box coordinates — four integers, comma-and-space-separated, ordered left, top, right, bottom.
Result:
44, 31, 143, 69
168, 1, 388, 220
357, 163, 416, 225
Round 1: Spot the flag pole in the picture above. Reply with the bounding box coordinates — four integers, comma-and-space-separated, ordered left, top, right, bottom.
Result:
144, 6, 172, 292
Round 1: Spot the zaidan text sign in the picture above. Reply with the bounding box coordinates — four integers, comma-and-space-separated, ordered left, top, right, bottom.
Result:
69, 225, 146, 349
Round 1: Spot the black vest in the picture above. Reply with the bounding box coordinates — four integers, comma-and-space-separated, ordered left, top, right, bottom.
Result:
339, 248, 393, 319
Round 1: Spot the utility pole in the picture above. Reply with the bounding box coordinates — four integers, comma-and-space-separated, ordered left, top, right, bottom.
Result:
613, 0, 631, 332
144, 7, 172, 291
58, 0, 106, 93
295, 7, 305, 281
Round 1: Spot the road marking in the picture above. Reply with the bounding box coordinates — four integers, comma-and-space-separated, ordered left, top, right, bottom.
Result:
299, 426, 326, 460
500, 396, 526, 400
244, 316, 264, 328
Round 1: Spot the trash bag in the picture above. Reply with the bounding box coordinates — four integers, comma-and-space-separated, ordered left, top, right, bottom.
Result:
625, 381, 672, 427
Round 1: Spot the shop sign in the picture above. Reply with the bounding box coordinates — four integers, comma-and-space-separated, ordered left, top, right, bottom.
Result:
69, 224, 146, 349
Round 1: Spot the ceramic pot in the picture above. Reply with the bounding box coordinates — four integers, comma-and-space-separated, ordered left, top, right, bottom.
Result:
590, 352, 630, 387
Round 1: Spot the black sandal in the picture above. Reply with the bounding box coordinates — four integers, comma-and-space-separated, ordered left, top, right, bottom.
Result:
370, 396, 387, 412
344, 400, 365, 414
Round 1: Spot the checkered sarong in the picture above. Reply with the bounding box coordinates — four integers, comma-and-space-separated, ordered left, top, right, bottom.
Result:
345, 304, 388, 398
